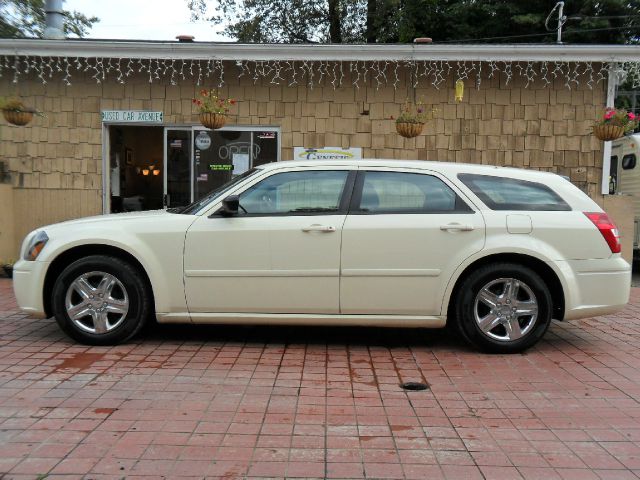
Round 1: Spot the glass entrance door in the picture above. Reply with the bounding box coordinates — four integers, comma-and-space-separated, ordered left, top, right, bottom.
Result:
192, 127, 280, 202
162, 126, 280, 209
164, 129, 192, 208
193, 129, 252, 201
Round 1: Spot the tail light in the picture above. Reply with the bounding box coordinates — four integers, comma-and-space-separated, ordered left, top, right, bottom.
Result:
584, 212, 621, 254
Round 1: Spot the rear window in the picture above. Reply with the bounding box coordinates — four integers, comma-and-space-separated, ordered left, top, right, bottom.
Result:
458, 173, 571, 211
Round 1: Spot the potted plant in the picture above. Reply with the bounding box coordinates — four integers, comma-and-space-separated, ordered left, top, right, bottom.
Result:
193, 89, 236, 130
393, 99, 437, 138
593, 108, 639, 141
2, 259, 14, 279
0, 98, 42, 126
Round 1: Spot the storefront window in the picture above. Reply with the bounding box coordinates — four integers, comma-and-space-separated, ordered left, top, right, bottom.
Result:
107, 125, 279, 213
193, 128, 279, 201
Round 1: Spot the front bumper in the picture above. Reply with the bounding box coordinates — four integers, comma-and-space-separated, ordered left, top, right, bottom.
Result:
12, 259, 49, 318
553, 256, 631, 321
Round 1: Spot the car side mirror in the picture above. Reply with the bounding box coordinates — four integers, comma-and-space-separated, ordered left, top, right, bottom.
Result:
218, 195, 240, 217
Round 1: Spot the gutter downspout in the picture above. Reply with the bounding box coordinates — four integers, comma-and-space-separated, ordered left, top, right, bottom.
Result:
601, 62, 620, 195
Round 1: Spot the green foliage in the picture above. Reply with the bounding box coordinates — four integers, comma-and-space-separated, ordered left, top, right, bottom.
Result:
0, 0, 98, 39
0, 96, 44, 116
187, 0, 640, 44
595, 107, 639, 134
393, 0, 639, 44
192, 89, 236, 114
188, 0, 366, 42
394, 98, 437, 124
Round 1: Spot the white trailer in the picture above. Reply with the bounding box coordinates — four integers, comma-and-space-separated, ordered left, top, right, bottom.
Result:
613, 133, 640, 256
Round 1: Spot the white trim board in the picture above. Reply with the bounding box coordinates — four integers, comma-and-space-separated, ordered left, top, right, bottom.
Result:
1, 39, 640, 62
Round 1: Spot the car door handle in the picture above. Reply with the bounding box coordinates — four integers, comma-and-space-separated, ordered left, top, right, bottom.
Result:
440, 223, 474, 231
302, 225, 336, 232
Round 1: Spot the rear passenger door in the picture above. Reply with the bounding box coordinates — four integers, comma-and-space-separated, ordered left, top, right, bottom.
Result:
340, 168, 485, 316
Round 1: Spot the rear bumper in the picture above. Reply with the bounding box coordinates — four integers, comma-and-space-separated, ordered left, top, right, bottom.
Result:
12, 259, 48, 318
553, 256, 631, 321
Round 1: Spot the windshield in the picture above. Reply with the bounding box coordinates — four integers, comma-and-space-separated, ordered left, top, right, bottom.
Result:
171, 168, 261, 214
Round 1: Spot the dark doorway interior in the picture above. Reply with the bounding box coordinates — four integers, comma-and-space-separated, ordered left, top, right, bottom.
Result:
109, 126, 164, 212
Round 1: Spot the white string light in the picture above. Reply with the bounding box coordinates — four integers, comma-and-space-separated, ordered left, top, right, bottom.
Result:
125, 58, 134, 78
503, 61, 512, 85
12, 55, 19, 84
540, 61, 551, 87
3, 55, 640, 95
584, 62, 594, 89
331, 61, 338, 89
63, 56, 71, 86
115, 58, 123, 84
287, 61, 297, 87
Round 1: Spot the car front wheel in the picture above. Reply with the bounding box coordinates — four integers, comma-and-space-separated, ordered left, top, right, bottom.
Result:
453, 263, 553, 353
51, 255, 150, 345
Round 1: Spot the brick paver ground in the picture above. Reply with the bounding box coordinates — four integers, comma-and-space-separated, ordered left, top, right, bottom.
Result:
2, 278, 640, 479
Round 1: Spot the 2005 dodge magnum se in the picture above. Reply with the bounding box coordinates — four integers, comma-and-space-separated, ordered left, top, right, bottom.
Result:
13, 160, 631, 353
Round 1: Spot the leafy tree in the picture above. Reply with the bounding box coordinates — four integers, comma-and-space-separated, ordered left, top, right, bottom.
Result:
393, 0, 639, 44
187, 0, 365, 42
187, 0, 639, 44
0, 0, 98, 39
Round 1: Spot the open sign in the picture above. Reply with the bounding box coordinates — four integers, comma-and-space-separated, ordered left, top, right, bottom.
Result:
218, 142, 260, 160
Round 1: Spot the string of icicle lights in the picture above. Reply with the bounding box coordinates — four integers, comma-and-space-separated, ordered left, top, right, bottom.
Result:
1, 56, 639, 90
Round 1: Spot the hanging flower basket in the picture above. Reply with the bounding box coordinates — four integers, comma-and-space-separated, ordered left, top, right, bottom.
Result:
396, 122, 424, 138
393, 98, 436, 139
0, 98, 42, 126
199, 112, 227, 130
193, 89, 236, 130
593, 124, 624, 142
592, 108, 638, 141
2, 109, 34, 126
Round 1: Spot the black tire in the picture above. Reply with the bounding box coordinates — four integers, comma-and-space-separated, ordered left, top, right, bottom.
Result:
51, 255, 151, 345
453, 262, 552, 354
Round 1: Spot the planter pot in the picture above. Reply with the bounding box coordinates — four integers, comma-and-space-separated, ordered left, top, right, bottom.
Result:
199, 112, 227, 130
396, 122, 424, 138
593, 124, 624, 141
2, 109, 34, 126
2, 265, 13, 279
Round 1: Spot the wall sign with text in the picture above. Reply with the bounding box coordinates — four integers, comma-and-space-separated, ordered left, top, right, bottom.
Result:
101, 110, 164, 123
294, 147, 362, 160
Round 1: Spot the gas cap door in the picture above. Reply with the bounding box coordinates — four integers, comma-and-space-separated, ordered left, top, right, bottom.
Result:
506, 214, 533, 234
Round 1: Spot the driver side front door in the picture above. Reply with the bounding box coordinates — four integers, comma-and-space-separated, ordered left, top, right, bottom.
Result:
183, 168, 355, 315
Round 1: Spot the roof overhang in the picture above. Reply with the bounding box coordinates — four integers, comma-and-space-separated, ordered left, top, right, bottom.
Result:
0, 39, 639, 62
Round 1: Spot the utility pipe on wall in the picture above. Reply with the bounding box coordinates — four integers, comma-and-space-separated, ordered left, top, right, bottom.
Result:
43, 0, 65, 40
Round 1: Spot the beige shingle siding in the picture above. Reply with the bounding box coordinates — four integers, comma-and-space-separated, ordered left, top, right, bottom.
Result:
0, 61, 605, 247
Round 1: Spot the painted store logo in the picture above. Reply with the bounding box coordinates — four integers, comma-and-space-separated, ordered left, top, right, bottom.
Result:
294, 147, 362, 160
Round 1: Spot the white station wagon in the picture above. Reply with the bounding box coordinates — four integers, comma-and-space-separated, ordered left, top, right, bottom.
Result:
13, 160, 631, 353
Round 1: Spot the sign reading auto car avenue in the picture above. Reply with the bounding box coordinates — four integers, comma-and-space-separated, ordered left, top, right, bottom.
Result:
101, 111, 164, 123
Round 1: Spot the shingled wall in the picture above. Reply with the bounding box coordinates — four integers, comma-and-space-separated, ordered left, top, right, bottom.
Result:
0, 61, 608, 254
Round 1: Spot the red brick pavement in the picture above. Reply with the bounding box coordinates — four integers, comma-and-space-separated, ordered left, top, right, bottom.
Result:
1, 277, 640, 479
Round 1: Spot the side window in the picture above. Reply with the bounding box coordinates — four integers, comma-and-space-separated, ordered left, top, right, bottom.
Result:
622, 154, 636, 170
458, 173, 571, 211
355, 171, 471, 213
239, 170, 349, 214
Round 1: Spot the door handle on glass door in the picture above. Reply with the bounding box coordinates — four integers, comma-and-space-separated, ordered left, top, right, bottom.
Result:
302, 225, 336, 232
440, 223, 474, 231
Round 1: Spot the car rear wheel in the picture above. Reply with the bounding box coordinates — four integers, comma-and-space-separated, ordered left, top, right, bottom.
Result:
453, 263, 553, 353
52, 255, 150, 345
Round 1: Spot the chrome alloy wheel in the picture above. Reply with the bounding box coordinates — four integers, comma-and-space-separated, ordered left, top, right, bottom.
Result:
64, 271, 129, 334
473, 277, 538, 342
